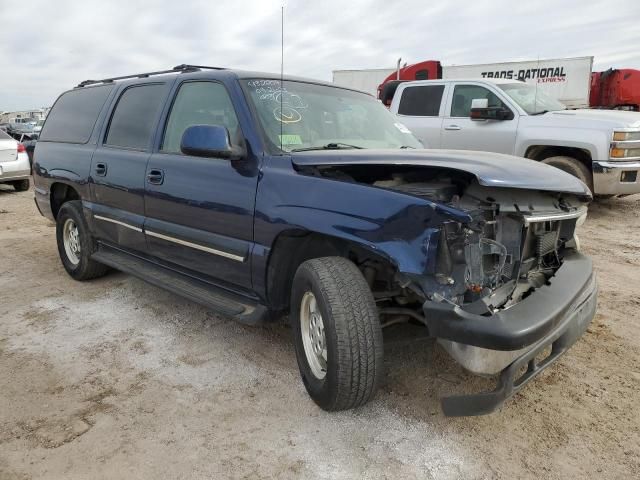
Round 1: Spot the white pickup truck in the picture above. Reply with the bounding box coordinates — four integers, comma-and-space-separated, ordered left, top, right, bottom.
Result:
389, 78, 640, 196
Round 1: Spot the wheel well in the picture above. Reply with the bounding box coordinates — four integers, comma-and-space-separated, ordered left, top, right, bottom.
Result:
265, 231, 398, 312
524, 145, 592, 168
50, 183, 80, 219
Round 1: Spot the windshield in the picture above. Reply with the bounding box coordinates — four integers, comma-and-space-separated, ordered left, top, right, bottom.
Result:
498, 83, 567, 114
242, 79, 422, 153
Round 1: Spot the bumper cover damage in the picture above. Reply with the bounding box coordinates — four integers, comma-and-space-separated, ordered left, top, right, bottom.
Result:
422, 252, 598, 416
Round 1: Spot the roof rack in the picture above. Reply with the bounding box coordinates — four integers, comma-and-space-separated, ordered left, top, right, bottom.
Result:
76, 64, 226, 88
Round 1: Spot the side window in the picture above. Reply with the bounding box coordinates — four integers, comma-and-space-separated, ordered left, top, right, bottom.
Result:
162, 82, 240, 154
40, 85, 114, 143
450, 85, 506, 117
105, 84, 165, 150
397, 85, 445, 117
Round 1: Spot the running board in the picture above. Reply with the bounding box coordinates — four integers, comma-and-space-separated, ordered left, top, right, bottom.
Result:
92, 245, 268, 325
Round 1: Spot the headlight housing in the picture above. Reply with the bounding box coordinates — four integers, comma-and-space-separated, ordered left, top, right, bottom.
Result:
610, 129, 640, 160
612, 130, 640, 142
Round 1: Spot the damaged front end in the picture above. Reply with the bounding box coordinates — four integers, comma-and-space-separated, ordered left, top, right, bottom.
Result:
382, 178, 597, 416
292, 156, 597, 415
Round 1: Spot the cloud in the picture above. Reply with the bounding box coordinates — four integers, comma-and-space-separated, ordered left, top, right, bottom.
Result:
0, 0, 638, 110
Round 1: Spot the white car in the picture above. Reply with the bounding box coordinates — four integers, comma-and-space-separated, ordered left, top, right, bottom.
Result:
389, 78, 640, 196
0, 129, 31, 191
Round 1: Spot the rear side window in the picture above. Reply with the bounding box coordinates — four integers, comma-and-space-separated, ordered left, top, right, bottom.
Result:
162, 82, 240, 154
398, 85, 445, 116
39, 85, 113, 143
0, 129, 11, 140
450, 85, 507, 117
105, 84, 165, 150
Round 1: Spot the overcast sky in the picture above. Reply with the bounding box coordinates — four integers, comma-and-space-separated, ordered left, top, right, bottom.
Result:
1, 0, 639, 111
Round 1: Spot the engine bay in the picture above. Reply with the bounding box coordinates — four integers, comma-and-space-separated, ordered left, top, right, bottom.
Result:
306, 164, 587, 314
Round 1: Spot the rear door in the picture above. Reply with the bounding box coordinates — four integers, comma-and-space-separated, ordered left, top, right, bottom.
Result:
90, 82, 172, 251
392, 83, 447, 148
440, 83, 519, 154
143, 80, 259, 290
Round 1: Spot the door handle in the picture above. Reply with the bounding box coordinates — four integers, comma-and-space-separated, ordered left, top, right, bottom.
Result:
95, 162, 107, 176
444, 125, 462, 131
147, 168, 164, 185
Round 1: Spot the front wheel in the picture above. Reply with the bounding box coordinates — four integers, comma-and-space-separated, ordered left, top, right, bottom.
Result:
291, 257, 384, 411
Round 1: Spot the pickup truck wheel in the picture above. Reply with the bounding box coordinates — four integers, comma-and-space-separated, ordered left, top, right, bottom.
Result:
541, 156, 593, 192
56, 201, 109, 281
291, 257, 384, 411
12, 179, 30, 191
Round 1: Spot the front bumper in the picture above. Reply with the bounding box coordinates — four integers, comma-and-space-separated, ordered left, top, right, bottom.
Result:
0, 153, 30, 182
592, 160, 640, 195
422, 251, 598, 416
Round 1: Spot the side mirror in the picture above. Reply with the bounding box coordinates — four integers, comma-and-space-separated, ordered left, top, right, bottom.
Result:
180, 125, 245, 159
470, 97, 513, 121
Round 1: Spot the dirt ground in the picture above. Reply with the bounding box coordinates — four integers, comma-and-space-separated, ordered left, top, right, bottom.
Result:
0, 183, 638, 480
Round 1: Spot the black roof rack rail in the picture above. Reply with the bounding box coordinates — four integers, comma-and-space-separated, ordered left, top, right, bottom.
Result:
76, 64, 226, 88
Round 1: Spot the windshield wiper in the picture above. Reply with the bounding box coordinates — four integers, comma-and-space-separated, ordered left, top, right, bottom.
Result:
530, 110, 549, 116
400, 145, 416, 149
291, 142, 364, 152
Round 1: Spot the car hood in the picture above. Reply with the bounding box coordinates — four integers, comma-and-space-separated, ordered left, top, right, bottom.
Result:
291, 149, 591, 197
538, 109, 640, 129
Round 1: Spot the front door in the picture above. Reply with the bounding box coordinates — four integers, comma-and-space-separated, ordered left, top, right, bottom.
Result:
90, 82, 170, 251
144, 80, 259, 290
440, 83, 519, 155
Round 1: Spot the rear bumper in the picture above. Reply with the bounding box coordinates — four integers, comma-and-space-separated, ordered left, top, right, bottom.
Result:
34, 185, 54, 220
592, 160, 640, 195
0, 153, 30, 182
421, 252, 598, 416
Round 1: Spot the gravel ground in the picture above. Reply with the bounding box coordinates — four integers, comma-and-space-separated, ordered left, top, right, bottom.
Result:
1, 183, 639, 479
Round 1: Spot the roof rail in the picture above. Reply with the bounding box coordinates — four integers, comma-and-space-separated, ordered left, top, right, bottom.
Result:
76, 64, 226, 88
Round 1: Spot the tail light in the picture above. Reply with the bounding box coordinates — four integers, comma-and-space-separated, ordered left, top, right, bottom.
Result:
17, 143, 26, 153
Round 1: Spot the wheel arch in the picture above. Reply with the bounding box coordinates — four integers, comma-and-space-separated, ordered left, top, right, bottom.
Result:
524, 145, 593, 169
50, 182, 80, 219
265, 229, 403, 312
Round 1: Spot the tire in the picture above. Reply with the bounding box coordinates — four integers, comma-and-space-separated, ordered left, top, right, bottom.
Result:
291, 256, 384, 411
12, 179, 30, 191
541, 156, 593, 192
56, 200, 109, 281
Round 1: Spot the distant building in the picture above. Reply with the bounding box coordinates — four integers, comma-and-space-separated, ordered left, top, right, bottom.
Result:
0, 108, 50, 124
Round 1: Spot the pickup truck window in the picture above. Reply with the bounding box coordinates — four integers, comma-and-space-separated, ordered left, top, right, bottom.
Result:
39, 84, 113, 144
242, 79, 421, 152
105, 84, 165, 150
162, 82, 240, 154
398, 85, 444, 117
497, 83, 566, 114
450, 85, 506, 117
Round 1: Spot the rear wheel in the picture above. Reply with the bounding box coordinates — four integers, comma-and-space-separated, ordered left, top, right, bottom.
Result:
12, 179, 30, 191
56, 201, 109, 281
291, 257, 384, 411
541, 156, 593, 192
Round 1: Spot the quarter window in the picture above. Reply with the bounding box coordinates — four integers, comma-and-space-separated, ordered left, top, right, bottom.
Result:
397, 85, 445, 117
162, 82, 240, 154
39, 85, 113, 144
450, 85, 507, 118
105, 84, 165, 150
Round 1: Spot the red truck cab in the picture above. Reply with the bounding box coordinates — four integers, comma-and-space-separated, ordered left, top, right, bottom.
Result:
591, 69, 640, 111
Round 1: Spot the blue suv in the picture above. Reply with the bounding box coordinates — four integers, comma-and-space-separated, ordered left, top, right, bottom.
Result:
33, 65, 597, 415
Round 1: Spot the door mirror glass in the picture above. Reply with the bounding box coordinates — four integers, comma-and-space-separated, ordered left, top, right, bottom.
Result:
180, 125, 243, 159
